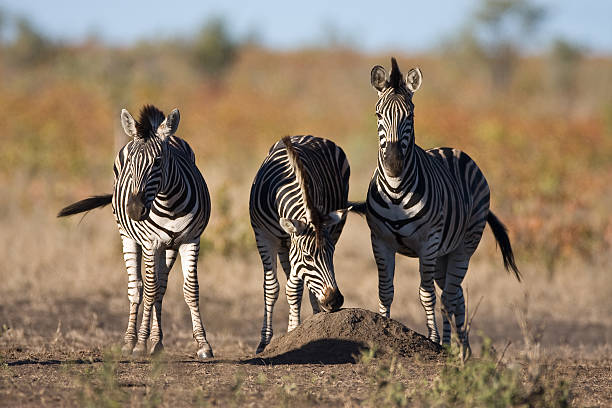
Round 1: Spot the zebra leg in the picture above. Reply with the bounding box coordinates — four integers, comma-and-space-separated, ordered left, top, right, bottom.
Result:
133, 245, 162, 356
255, 233, 279, 354
371, 233, 396, 317
308, 290, 321, 314
179, 239, 213, 360
419, 257, 440, 343
443, 249, 471, 356
280, 245, 319, 314
279, 246, 303, 330
434, 255, 451, 345
286, 272, 304, 332
150, 248, 178, 356
121, 235, 142, 356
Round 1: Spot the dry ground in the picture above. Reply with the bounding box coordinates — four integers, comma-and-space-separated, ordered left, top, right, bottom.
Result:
1, 189, 611, 406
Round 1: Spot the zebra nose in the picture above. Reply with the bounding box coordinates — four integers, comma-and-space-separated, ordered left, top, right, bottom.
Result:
127, 192, 148, 221
383, 142, 403, 177
321, 288, 344, 312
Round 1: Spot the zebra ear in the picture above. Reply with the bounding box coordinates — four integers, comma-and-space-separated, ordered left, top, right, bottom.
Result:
279, 218, 307, 235
322, 209, 348, 227
158, 108, 180, 140
406, 68, 422, 93
371, 65, 388, 93
121, 109, 138, 139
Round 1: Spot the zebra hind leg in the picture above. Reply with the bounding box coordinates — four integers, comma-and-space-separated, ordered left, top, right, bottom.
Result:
434, 255, 451, 345
150, 248, 178, 356
443, 248, 471, 358
121, 236, 142, 356
179, 240, 213, 360
255, 234, 280, 354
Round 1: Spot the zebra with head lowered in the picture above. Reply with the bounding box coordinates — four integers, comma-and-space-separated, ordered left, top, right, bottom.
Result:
355, 58, 520, 353
58, 105, 214, 359
250, 135, 350, 353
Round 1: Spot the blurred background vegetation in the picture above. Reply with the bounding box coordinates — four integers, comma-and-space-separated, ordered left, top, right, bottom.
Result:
0, 0, 610, 276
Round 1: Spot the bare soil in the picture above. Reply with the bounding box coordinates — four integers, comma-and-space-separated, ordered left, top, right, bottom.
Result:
1, 302, 610, 407
253, 308, 443, 364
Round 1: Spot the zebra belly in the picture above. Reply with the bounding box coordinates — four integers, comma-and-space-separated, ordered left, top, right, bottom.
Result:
116, 212, 204, 249
367, 209, 427, 256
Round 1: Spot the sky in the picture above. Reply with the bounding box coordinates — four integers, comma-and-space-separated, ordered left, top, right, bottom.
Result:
0, 0, 610, 54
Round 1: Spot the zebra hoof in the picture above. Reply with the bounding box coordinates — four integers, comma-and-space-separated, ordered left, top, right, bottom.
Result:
150, 341, 164, 356
121, 343, 135, 356
197, 345, 214, 360
133, 342, 147, 357
255, 342, 268, 354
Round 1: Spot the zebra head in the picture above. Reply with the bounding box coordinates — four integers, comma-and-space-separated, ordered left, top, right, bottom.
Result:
370, 58, 422, 179
120, 105, 180, 221
279, 137, 347, 312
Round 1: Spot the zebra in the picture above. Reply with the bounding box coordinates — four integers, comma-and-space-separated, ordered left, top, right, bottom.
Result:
354, 58, 520, 352
58, 105, 213, 359
249, 135, 350, 353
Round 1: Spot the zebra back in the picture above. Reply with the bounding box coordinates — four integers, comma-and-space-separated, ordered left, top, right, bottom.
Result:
249, 135, 349, 240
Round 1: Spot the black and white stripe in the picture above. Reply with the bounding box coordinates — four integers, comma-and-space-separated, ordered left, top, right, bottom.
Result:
358, 58, 519, 351
58, 105, 213, 359
249, 135, 350, 353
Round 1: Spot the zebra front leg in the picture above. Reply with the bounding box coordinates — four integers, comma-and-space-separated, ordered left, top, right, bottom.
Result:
150, 248, 178, 356
255, 234, 279, 354
279, 246, 305, 328
133, 246, 162, 356
308, 290, 321, 314
179, 239, 213, 360
371, 234, 396, 317
419, 257, 440, 343
286, 272, 304, 331
121, 236, 142, 356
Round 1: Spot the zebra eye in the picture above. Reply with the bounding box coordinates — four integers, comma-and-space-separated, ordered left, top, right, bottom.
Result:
153, 157, 162, 167
376, 113, 383, 120
304, 253, 314, 262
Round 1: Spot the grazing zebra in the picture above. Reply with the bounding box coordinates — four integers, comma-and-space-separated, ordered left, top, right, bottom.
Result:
58, 105, 213, 359
354, 58, 520, 352
249, 135, 350, 353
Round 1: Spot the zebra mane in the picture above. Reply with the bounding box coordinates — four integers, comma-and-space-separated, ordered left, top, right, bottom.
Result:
135, 105, 166, 140
281, 136, 323, 244
389, 57, 404, 92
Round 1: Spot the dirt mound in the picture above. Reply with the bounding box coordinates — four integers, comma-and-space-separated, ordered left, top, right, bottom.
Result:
246, 308, 443, 364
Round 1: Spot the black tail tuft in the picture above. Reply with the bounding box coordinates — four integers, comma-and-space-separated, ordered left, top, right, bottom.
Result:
348, 201, 367, 216
57, 194, 112, 217
487, 211, 521, 281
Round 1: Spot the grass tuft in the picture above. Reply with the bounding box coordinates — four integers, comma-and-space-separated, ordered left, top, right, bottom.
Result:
75, 346, 127, 408
412, 335, 570, 407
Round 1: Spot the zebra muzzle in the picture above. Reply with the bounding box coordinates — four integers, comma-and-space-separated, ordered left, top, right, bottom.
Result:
320, 287, 344, 312
127, 191, 149, 221
382, 143, 404, 177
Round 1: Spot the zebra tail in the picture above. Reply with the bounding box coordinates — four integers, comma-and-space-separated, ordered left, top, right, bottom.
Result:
486, 211, 521, 282
57, 194, 112, 217
348, 201, 367, 216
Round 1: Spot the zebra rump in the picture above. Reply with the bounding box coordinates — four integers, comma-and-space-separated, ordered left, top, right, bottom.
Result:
57, 194, 112, 217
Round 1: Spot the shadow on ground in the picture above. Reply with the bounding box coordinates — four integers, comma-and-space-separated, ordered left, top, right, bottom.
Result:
242, 338, 367, 365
